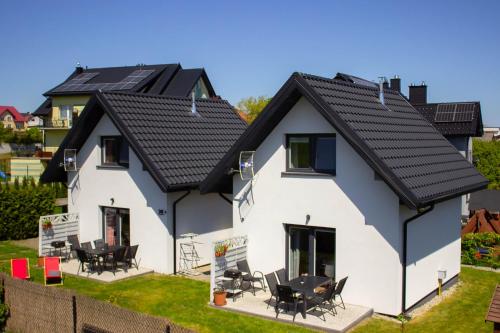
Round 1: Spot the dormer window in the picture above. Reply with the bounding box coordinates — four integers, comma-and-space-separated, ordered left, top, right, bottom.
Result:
100, 136, 129, 168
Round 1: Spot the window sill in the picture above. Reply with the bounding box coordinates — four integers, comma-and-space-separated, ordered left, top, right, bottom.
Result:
96, 165, 128, 170
281, 171, 335, 178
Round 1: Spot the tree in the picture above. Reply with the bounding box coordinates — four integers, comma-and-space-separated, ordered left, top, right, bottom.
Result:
237, 96, 271, 123
472, 139, 500, 189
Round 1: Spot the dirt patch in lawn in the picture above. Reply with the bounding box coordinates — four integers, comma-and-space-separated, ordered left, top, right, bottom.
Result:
11, 238, 38, 250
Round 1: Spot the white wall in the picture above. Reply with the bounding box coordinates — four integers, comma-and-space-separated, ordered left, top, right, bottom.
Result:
232, 97, 404, 315
402, 197, 461, 308
169, 190, 233, 270
67, 115, 172, 273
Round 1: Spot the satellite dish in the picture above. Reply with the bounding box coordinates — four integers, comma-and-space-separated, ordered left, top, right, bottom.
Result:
239, 151, 255, 180
63, 149, 77, 171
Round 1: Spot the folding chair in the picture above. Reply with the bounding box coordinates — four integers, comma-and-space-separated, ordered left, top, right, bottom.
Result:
11, 258, 30, 280
44, 256, 63, 286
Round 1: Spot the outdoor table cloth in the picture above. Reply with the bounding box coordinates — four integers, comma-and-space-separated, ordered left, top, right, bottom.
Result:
282, 275, 332, 319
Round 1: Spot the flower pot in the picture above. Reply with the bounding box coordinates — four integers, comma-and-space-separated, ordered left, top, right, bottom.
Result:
42, 222, 52, 231
213, 291, 227, 306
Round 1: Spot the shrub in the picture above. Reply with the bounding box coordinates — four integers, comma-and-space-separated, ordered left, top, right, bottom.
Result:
0, 284, 8, 329
0, 181, 56, 240
461, 233, 500, 268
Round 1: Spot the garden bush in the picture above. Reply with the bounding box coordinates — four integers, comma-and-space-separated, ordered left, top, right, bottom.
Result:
0, 180, 56, 240
0, 284, 8, 330
461, 232, 500, 269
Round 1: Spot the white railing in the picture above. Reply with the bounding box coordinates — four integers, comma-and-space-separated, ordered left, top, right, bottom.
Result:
38, 212, 79, 256
210, 235, 248, 304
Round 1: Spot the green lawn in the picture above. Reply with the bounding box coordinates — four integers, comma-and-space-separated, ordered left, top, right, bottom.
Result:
0, 241, 497, 333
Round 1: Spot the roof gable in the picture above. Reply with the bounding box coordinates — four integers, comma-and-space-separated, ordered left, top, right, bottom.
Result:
41, 92, 247, 191
201, 72, 488, 208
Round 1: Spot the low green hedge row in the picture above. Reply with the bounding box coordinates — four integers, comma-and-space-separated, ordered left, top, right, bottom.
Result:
461, 232, 500, 269
0, 180, 64, 240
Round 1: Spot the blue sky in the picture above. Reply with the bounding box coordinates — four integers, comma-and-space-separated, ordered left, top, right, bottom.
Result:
1, 0, 499, 124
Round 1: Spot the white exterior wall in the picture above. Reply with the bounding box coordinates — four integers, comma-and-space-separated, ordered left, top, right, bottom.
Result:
68, 115, 172, 273
232, 97, 404, 315
402, 197, 461, 308
169, 191, 233, 269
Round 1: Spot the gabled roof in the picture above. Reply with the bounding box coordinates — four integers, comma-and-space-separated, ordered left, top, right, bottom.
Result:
0, 106, 29, 122
162, 69, 215, 97
413, 102, 483, 137
41, 92, 247, 192
201, 72, 488, 209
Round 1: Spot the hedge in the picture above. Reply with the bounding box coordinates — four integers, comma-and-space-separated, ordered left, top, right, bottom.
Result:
0, 180, 60, 241
461, 232, 500, 269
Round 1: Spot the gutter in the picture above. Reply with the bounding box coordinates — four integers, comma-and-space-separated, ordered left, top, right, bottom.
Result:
402, 204, 434, 315
173, 190, 191, 274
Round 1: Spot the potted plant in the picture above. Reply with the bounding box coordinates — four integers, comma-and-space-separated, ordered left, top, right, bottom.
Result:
42, 220, 53, 231
213, 286, 227, 306
214, 243, 228, 257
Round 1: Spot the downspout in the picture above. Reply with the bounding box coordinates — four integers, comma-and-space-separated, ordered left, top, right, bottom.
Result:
402, 204, 434, 315
173, 190, 190, 274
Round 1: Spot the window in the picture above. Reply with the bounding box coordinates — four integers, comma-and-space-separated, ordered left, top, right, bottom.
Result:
100, 136, 129, 167
59, 105, 72, 120
286, 134, 336, 174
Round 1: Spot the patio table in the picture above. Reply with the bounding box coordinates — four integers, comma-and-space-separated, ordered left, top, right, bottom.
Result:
282, 275, 332, 319
85, 245, 125, 274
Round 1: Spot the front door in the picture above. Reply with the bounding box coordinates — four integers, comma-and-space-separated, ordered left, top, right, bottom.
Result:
102, 207, 130, 246
287, 225, 335, 280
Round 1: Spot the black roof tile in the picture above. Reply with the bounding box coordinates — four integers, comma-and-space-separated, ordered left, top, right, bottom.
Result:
201, 72, 488, 208
41, 92, 247, 191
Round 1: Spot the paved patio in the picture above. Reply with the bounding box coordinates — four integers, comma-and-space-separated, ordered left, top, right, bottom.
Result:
61, 259, 153, 282
217, 289, 373, 333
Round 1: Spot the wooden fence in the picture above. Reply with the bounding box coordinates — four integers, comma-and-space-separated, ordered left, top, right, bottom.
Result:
0, 273, 194, 333
38, 212, 79, 256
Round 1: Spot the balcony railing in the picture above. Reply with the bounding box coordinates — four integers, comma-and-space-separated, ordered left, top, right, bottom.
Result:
43, 119, 72, 128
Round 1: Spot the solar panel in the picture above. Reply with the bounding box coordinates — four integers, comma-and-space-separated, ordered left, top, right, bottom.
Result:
51, 69, 154, 93
434, 103, 475, 123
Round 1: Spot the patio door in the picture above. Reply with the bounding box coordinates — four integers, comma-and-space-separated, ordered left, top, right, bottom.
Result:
102, 207, 130, 246
287, 226, 335, 280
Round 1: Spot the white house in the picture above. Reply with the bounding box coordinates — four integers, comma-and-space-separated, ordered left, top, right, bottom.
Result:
201, 72, 488, 316
42, 92, 247, 274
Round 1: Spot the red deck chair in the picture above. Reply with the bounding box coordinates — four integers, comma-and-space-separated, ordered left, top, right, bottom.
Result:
44, 256, 63, 286
11, 258, 30, 280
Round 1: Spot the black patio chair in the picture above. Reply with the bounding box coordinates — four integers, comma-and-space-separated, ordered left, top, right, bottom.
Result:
125, 245, 139, 270
275, 268, 287, 284
81, 242, 92, 251
108, 247, 127, 275
309, 282, 337, 320
275, 285, 303, 322
264, 272, 279, 309
237, 260, 266, 295
93, 239, 105, 249
75, 248, 98, 274
333, 276, 348, 309
67, 234, 80, 259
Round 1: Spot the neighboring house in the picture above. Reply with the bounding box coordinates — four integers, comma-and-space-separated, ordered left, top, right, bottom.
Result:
481, 126, 500, 141
201, 72, 488, 316
25, 114, 43, 127
33, 63, 217, 156
0, 106, 29, 130
386, 78, 484, 218
41, 92, 247, 274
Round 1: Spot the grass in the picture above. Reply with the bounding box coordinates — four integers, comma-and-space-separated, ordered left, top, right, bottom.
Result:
0, 241, 314, 333
0, 241, 498, 333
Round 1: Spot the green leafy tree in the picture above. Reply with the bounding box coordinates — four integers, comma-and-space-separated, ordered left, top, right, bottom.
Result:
237, 96, 271, 123
473, 139, 500, 189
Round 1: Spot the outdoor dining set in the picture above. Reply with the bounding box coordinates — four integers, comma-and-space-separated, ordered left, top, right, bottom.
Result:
217, 260, 348, 322
66, 235, 139, 275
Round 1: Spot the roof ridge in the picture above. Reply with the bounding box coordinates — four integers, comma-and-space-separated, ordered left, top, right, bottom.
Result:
81, 63, 176, 71
99, 91, 232, 106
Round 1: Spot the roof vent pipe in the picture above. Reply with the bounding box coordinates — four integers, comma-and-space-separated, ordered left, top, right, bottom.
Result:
378, 76, 387, 105
191, 91, 199, 116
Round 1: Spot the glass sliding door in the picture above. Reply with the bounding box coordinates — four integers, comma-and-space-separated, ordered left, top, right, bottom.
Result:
102, 207, 130, 246
289, 227, 310, 279
315, 230, 336, 278
287, 226, 335, 280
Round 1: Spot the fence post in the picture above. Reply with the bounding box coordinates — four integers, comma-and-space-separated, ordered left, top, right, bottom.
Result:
72, 295, 77, 333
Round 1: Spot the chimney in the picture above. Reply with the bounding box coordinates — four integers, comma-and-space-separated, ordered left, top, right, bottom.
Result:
409, 81, 427, 104
390, 75, 401, 93
383, 80, 389, 90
